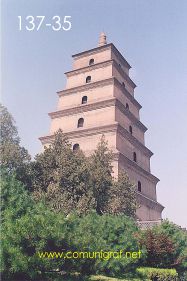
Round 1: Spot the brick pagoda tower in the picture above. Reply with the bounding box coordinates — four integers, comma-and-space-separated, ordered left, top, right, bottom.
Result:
40, 33, 164, 223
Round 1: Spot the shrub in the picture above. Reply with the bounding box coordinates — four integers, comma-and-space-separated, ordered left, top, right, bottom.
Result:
137, 267, 178, 281
156, 220, 187, 274
138, 221, 187, 273
1, 173, 143, 280
138, 229, 176, 268
1, 172, 73, 280
70, 212, 144, 276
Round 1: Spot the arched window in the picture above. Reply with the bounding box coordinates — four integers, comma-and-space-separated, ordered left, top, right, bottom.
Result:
89, 59, 94, 66
122, 82, 125, 88
129, 125, 133, 135
77, 118, 84, 128
82, 96, 87, 104
126, 103, 129, 110
86, 76, 91, 83
138, 181, 142, 192
73, 143, 80, 151
133, 152, 137, 162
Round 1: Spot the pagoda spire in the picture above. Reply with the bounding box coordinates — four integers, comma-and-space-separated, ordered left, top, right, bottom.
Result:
98, 32, 107, 46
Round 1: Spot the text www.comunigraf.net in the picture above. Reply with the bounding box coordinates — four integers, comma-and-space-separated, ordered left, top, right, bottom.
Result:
37, 250, 142, 261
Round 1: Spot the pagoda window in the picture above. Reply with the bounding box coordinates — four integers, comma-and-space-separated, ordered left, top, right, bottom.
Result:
126, 103, 129, 110
129, 125, 133, 135
77, 118, 84, 128
73, 143, 80, 151
133, 152, 137, 162
86, 76, 91, 83
82, 96, 87, 104
138, 181, 141, 192
89, 59, 94, 66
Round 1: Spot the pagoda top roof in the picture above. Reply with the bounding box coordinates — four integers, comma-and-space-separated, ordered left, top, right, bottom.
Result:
72, 43, 131, 70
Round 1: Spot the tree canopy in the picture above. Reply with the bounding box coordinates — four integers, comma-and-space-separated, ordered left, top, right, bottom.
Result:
0, 104, 31, 186
31, 130, 136, 217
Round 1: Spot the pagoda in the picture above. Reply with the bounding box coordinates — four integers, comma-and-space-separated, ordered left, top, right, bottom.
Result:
40, 33, 164, 223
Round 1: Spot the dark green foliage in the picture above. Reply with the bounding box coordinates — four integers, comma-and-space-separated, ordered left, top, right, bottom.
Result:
1, 172, 73, 280
1, 172, 141, 280
88, 136, 113, 214
137, 267, 178, 280
1, 105, 136, 217
70, 212, 142, 276
0, 170, 33, 220
31, 130, 94, 214
107, 173, 137, 217
0, 104, 31, 187
0, 104, 19, 145
32, 131, 136, 217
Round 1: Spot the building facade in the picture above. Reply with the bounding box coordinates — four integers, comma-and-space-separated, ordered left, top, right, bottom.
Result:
40, 33, 164, 222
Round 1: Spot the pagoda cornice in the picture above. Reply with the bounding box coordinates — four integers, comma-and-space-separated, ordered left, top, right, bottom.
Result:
115, 99, 147, 132
65, 60, 113, 77
57, 77, 114, 96
113, 78, 142, 109
72, 43, 131, 70
113, 60, 136, 88
49, 97, 146, 133
116, 152, 159, 184
57, 77, 141, 109
64, 59, 136, 89
117, 124, 153, 157
137, 193, 164, 212
39, 123, 118, 144
72, 44, 112, 59
40, 127, 157, 184
39, 122, 152, 160
49, 98, 116, 118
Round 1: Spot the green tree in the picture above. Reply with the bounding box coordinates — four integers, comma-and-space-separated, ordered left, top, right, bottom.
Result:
88, 136, 136, 217
0, 172, 69, 280
107, 173, 137, 217
1, 170, 33, 221
88, 135, 113, 214
157, 220, 187, 273
32, 131, 136, 218
32, 130, 94, 214
0, 104, 31, 186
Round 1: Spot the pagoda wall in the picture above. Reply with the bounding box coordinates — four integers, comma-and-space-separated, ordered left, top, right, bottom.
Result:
66, 64, 112, 89
112, 66, 134, 95
118, 158, 157, 200
73, 48, 111, 70
57, 84, 113, 110
50, 106, 116, 134
116, 133, 150, 172
111, 52, 129, 75
69, 130, 117, 156
114, 85, 140, 119
136, 203, 161, 221
115, 108, 144, 144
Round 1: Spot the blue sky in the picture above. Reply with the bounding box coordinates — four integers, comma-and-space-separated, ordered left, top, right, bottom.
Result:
1, 0, 187, 227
